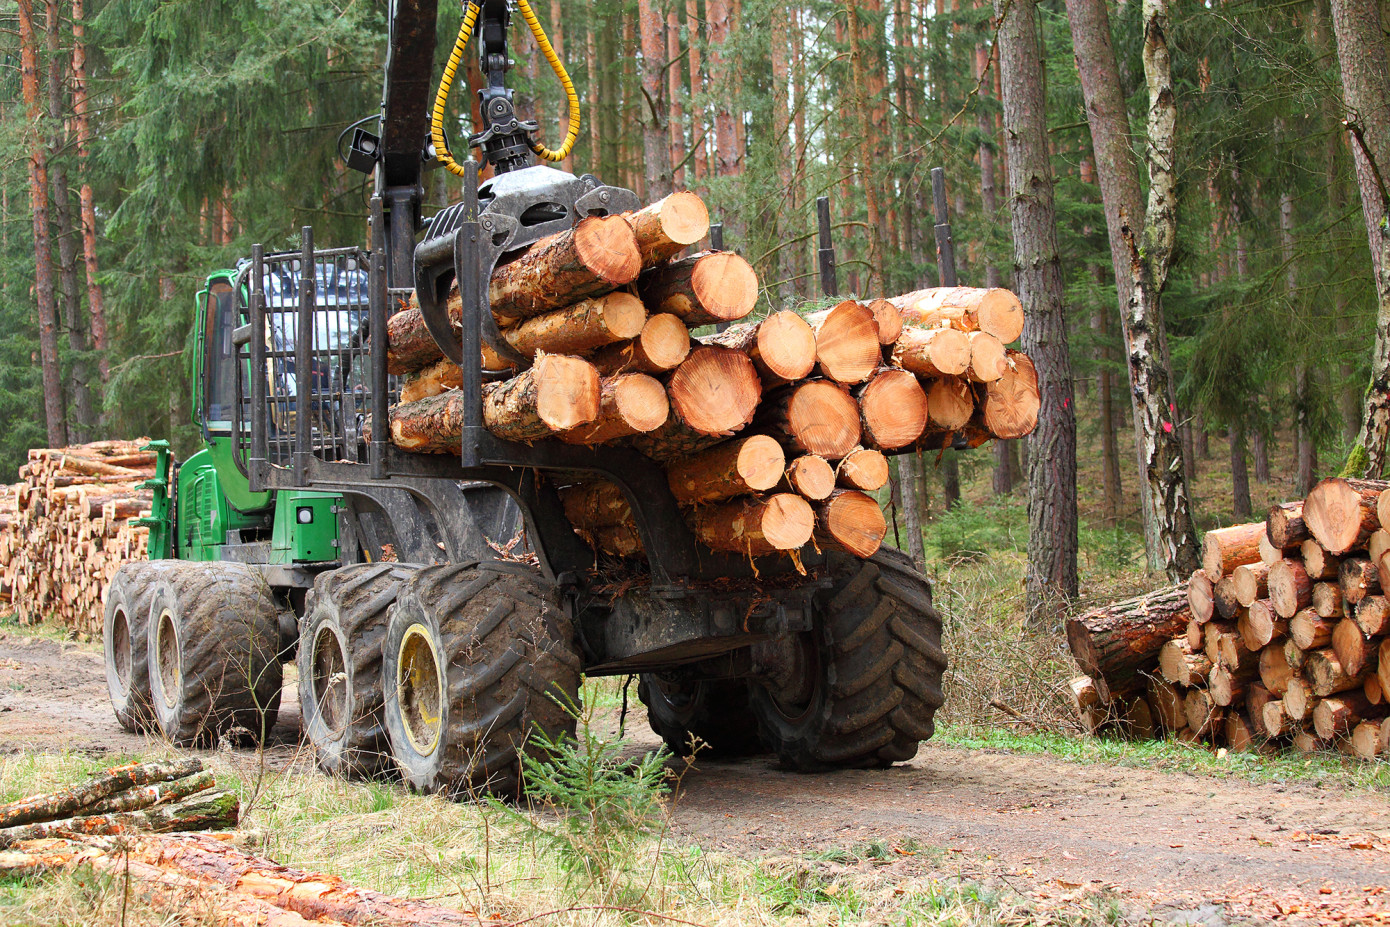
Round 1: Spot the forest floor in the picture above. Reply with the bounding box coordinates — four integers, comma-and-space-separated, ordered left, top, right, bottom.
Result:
0, 628, 1386, 926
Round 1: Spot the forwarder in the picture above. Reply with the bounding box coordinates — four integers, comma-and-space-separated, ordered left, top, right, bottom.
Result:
102, 0, 946, 794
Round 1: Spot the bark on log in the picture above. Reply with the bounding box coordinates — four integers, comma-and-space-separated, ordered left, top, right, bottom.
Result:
502, 292, 647, 357
82, 771, 216, 816
489, 215, 642, 325
558, 481, 633, 529
1187, 570, 1215, 622
926, 377, 975, 432
0, 758, 203, 829
756, 380, 862, 459
1260, 642, 1294, 696
1158, 637, 1211, 686
0, 790, 238, 848
399, 358, 463, 405
629, 414, 727, 460
977, 352, 1039, 440
1340, 556, 1381, 605
1066, 584, 1191, 700
689, 493, 815, 555
666, 435, 785, 505
1354, 593, 1390, 636
889, 286, 1025, 343
666, 346, 762, 437
384, 304, 519, 377
807, 301, 884, 385
1313, 581, 1346, 618
1202, 522, 1264, 582
637, 250, 758, 326
780, 455, 836, 501
1290, 607, 1335, 650
590, 313, 691, 375
892, 326, 971, 378
1313, 692, 1372, 740
704, 310, 817, 386
1300, 540, 1339, 579
557, 373, 668, 444
1232, 562, 1269, 607
1381, 638, 1390, 705
1268, 558, 1313, 618
589, 524, 645, 558
856, 369, 928, 451
1267, 501, 1308, 549
835, 447, 889, 491
1185, 688, 1223, 738
1304, 647, 1371, 696
965, 331, 1008, 383
865, 298, 903, 345
812, 489, 887, 557
625, 190, 710, 266
1331, 617, 1375, 677
1303, 477, 1390, 555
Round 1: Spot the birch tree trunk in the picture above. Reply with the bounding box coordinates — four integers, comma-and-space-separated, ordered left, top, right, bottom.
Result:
637, 0, 673, 199
18, 0, 66, 448
1065, 0, 1199, 578
997, 0, 1078, 623
1328, 0, 1390, 476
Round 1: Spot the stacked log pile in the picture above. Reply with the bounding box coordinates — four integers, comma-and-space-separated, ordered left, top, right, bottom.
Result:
382, 191, 1041, 562
0, 440, 153, 632
1068, 477, 1390, 761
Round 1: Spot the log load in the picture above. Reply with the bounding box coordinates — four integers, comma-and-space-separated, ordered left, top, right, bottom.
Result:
856, 368, 928, 450
756, 380, 862, 459
489, 214, 642, 325
399, 357, 464, 404
503, 292, 647, 357
590, 312, 691, 375
625, 190, 710, 266
806, 301, 884, 385
557, 373, 669, 445
780, 455, 836, 500
1066, 584, 1191, 701
1303, 478, 1390, 556
835, 448, 889, 492
665, 345, 763, 437
637, 250, 759, 326
889, 286, 1025, 343
892, 326, 971, 378
690, 493, 815, 555
976, 353, 1040, 441
666, 435, 785, 505
385, 302, 519, 376
705, 310, 817, 386
812, 489, 888, 557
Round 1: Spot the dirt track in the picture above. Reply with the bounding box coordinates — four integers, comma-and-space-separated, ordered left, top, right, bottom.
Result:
1, 629, 1387, 924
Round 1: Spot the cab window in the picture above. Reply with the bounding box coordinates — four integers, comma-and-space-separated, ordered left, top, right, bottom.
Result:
203, 280, 238, 430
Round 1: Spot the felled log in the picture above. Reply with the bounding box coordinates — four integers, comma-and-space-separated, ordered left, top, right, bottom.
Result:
1150, 677, 1187, 732
637, 250, 758, 326
1260, 532, 1285, 565
1268, 558, 1312, 618
1185, 687, 1222, 738
705, 310, 817, 387
1331, 618, 1375, 677
1312, 581, 1345, 618
1067, 584, 1191, 701
502, 292, 647, 357
1290, 608, 1335, 650
489, 215, 642, 325
889, 286, 1025, 343
926, 377, 975, 432
1209, 664, 1254, 707
557, 372, 668, 444
1303, 478, 1390, 556
1187, 570, 1215, 622
1303, 647, 1370, 696
1262, 698, 1297, 737
80, 771, 216, 816
835, 448, 889, 492
812, 489, 887, 557
1202, 522, 1264, 582
0, 759, 204, 829
1231, 562, 1269, 608
1340, 555, 1380, 605
976, 352, 1040, 441
1350, 719, 1384, 758
892, 326, 971, 378
590, 524, 644, 558
865, 298, 903, 345
0, 790, 238, 848
625, 190, 710, 266
756, 380, 862, 459
1354, 594, 1390, 636
558, 481, 632, 529
1158, 638, 1212, 686
666, 435, 785, 505
1300, 539, 1338, 579
399, 357, 463, 404
665, 346, 762, 437
1238, 600, 1285, 650
856, 369, 928, 451
1381, 639, 1390, 705
689, 493, 815, 555
965, 332, 1008, 383
1069, 675, 1106, 733
780, 455, 836, 501
629, 414, 727, 460
589, 312, 691, 375
1267, 501, 1308, 549
1312, 692, 1372, 740
1212, 576, 1242, 620
1224, 712, 1257, 751
806, 302, 883, 385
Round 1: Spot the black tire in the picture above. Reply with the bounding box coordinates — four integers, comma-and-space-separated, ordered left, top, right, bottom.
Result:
638, 675, 765, 758
146, 562, 286, 746
382, 561, 581, 797
103, 561, 180, 732
298, 562, 420, 778
749, 547, 946, 770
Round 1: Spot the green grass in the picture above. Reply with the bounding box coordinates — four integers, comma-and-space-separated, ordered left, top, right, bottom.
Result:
934, 724, 1390, 791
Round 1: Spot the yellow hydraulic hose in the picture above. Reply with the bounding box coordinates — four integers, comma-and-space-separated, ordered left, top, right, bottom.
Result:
431, 0, 580, 176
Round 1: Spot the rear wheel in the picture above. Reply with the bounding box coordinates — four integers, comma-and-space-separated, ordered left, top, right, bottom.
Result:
103, 561, 179, 732
382, 561, 581, 797
638, 675, 765, 758
749, 547, 946, 770
147, 562, 285, 746
299, 563, 420, 778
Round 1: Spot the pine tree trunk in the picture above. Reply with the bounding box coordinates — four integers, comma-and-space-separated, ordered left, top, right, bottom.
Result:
1065, 0, 1198, 578
998, 0, 1078, 622
706, 0, 739, 180
1253, 426, 1271, 484
637, 0, 672, 199
686, 0, 708, 183
1230, 423, 1252, 519
1097, 299, 1123, 523
666, 9, 685, 188
70, 0, 106, 384
18, 0, 66, 448
585, 17, 602, 176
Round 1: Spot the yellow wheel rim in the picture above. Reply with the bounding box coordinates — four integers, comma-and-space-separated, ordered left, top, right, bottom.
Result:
397, 623, 444, 757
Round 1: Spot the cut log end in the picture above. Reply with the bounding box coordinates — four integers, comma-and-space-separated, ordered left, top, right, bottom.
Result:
668, 346, 762, 436
814, 489, 887, 557
778, 381, 862, 459
858, 369, 928, 450
574, 214, 644, 285
811, 302, 884, 385
757, 310, 818, 383
866, 298, 903, 344
558, 372, 669, 444
836, 448, 889, 492
893, 326, 972, 378
783, 455, 836, 500
691, 493, 815, 555
966, 332, 1008, 383
1304, 478, 1386, 556
979, 352, 1039, 440
666, 435, 786, 505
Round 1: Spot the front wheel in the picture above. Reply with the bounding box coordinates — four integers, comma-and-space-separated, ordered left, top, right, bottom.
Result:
103, 561, 179, 732
749, 547, 946, 770
638, 674, 765, 758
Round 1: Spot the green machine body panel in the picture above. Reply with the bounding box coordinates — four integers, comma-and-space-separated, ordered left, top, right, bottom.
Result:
175, 448, 270, 561
271, 491, 340, 563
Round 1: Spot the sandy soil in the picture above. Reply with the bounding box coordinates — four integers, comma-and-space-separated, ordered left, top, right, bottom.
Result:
1, 629, 1386, 924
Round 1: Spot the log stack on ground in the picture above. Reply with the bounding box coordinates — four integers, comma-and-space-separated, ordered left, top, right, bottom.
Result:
378, 190, 1041, 566
0, 440, 153, 634
1068, 477, 1390, 760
